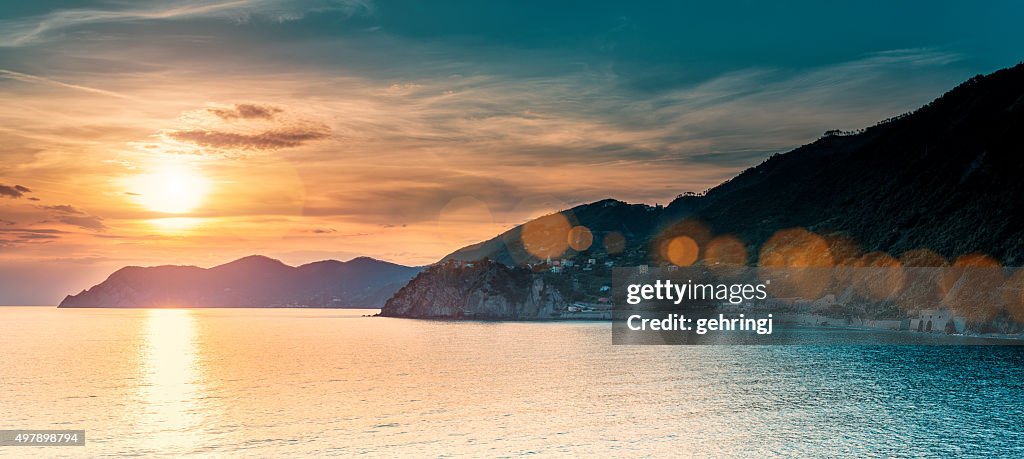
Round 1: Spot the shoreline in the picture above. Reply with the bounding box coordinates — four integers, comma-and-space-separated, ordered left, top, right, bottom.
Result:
380, 311, 1024, 342
37, 305, 1024, 342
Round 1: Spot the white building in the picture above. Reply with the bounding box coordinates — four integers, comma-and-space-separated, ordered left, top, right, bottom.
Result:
909, 309, 966, 334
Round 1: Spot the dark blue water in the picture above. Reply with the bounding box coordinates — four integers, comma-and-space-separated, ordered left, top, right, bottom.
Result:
713, 345, 1024, 456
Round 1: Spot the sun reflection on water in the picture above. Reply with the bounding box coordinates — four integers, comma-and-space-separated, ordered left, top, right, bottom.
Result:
139, 309, 206, 451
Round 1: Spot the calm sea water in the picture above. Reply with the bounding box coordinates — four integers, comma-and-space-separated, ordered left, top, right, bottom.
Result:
1, 307, 1023, 458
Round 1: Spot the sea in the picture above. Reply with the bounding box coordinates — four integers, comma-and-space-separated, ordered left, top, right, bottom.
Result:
1, 307, 1022, 457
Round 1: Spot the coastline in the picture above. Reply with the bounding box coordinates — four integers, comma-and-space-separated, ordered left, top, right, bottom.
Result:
380, 309, 1024, 342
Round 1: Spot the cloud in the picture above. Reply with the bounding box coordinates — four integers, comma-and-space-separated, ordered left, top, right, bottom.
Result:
303, 172, 536, 224
31, 205, 106, 231
0, 228, 67, 247
56, 215, 107, 231
0, 0, 375, 46
167, 124, 331, 150
0, 69, 135, 100
41, 204, 85, 214
17, 233, 60, 240
135, 103, 330, 157
0, 184, 32, 198
209, 104, 283, 120
0, 228, 67, 235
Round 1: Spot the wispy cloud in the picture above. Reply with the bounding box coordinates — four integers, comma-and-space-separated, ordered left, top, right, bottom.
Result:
0, 228, 68, 235
55, 215, 106, 231
0, 0, 375, 46
0, 69, 134, 99
40, 204, 84, 214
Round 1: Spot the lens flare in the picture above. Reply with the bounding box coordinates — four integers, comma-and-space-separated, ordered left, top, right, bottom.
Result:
567, 225, 593, 251
664, 235, 699, 267
850, 251, 905, 300
520, 213, 571, 260
759, 228, 834, 299
704, 235, 747, 266
603, 231, 626, 255
943, 253, 1004, 323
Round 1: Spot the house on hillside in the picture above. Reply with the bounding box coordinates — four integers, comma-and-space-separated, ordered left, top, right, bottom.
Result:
909, 309, 966, 334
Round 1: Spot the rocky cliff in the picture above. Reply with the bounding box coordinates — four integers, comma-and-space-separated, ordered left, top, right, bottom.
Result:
380, 260, 569, 319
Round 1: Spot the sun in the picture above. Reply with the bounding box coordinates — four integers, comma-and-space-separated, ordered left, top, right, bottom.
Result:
132, 163, 210, 214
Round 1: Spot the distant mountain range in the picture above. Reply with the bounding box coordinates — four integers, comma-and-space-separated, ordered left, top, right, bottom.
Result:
383, 62, 1024, 320
59, 255, 421, 308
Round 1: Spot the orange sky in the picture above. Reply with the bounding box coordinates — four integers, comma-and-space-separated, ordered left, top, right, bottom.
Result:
1, 1, 999, 304
0, 70, 745, 301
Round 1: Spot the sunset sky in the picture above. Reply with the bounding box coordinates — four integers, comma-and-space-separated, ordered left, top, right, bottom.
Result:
1, 1, 1022, 304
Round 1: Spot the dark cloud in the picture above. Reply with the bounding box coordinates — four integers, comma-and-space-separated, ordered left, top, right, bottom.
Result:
209, 104, 283, 120
17, 233, 59, 240
168, 124, 331, 151
0, 228, 68, 234
310, 228, 336, 234
0, 219, 14, 225
0, 184, 31, 198
57, 215, 106, 231
27, 197, 40, 201
41, 204, 84, 214
34, 205, 105, 231
0, 228, 66, 247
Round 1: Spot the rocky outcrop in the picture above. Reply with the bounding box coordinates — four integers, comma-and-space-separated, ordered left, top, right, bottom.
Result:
380, 260, 569, 319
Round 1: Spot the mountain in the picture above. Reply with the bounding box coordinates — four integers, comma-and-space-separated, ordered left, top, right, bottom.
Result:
443, 198, 666, 266
673, 64, 1024, 264
447, 63, 1024, 266
59, 255, 422, 308
384, 62, 1024, 320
